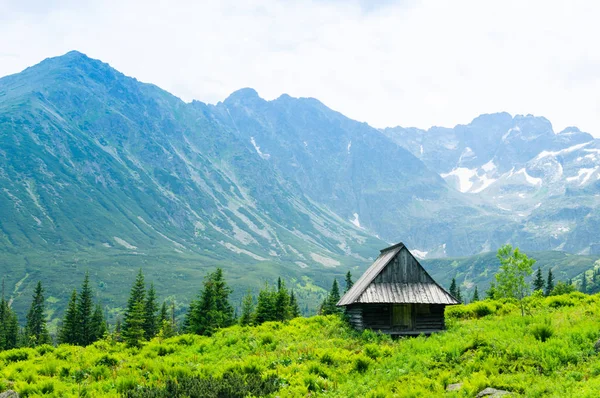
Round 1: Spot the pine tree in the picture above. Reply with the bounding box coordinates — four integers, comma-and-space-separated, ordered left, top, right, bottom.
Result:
545, 269, 554, 296
211, 268, 234, 328
581, 272, 588, 293
123, 301, 145, 348
254, 283, 277, 324
274, 278, 290, 321
533, 267, 545, 292
0, 295, 19, 350
456, 286, 462, 303
449, 278, 458, 298
144, 283, 159, 339
471, 286, 479, 302
239, 291, 255, 326
25, 281, 50, 346
123, 269, 146, 342
114, 318, 122, 342
59, 289, 79, 344
289, 290, 301, 318
159, 301, 169, 323
322, 279, 342, 315
344, 271, 354, 293
90, 304, 107, 342
186, 269, 234, 336
77, 273, 94, 346
123, 270, 147, 345
486, 282, 497, 300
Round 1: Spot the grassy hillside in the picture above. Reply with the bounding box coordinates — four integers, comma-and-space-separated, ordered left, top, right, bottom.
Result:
2, 293, 600, 397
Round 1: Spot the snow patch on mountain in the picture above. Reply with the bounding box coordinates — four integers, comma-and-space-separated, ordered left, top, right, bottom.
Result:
350, 213, 361, 228
412, 249, 428, 259
441, 167, 478, 192
566, 168, 598, 185
250, 137, 270, 160
515, 168, 542, 186
481, 159, 496, 172
536, 142, 590, 160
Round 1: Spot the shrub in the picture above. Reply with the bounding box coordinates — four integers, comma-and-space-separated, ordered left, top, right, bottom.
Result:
320, 352, 335, 366
353, 356, 371, 373
3, 349, 30, 363
547, 296, 575, 308
531, 323, 554, 342
36, 344, 54, 355
364, 344, 381, 360
95, 354, 119, 367
472, 302, 495, 318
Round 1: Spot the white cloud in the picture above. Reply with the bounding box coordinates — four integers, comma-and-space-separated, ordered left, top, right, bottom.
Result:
1, 0, 599, 136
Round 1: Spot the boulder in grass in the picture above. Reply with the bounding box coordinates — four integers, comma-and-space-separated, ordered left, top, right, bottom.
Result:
446, 383, 463, 391
476, 388, 511, 397
0, 391, 19, 398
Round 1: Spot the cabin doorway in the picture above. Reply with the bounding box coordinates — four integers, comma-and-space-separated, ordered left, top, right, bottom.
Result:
392, 304, 413, 330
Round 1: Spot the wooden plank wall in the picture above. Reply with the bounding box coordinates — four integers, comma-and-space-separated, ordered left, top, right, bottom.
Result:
373, 248, 434, 284
346, 305, 364, 331
361, 304, 391, 332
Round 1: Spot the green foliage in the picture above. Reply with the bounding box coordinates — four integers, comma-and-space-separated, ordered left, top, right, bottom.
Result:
185, 268, 234, 336
533, 267, 545, 292
550, 281, 576, 296
344, 271, 354, 293
25, 281, 51, 346
59, 289, 79, 345
495, 245, 535, 315
0, 295, 19, 350
471, 286, 479, 302
321, 279, 342, 315
531, 321, 554, 342
143, 283, 159, 339
546, 268, 555, 296
239, 291, 255, 326
77, 273, 95, 346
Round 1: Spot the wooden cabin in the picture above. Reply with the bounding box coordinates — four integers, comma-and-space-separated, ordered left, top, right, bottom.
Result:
337, 242, 459, 335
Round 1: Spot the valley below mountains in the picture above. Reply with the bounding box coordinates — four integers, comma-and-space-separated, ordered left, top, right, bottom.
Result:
1, 51, 600, 318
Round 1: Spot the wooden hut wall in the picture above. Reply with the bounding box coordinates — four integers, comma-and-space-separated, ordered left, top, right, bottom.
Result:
373, 248, 434, 284
345, 305, 364, 331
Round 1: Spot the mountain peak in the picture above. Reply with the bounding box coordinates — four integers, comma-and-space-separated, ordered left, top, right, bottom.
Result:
224, 88, 261, 104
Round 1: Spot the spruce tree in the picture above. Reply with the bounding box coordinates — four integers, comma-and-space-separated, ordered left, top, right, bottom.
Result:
344, 271, 354, 293
25, 281, 50, 346
0, 295, 19, 350
77, 273, 94, 346
144, 283, 159, 339
456, 286, 462, 303
159, 301, 169, 323
471, 286, 479, 302
239, 291, 255, 326
114, 318, 122, 342
186, 269, 234, 336
123, 269, 146, 342
486, 282, 497, 300
533, 267, 545, 292
322, 279, 341, 315
545, 269, 554, 296
449, 278, 458, 298
581, 272, 588, 293
90, 304, 107, 342
59, 289, 79, 345
289, 290, 301, 318
124, 301, 145, 347
254, 283, 277, 324
210, 268, 234, 328
274, 278, 290, 321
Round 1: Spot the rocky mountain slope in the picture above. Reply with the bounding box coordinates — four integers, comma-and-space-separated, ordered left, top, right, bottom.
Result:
2, 51, 600, 319
384, 114, 600, 255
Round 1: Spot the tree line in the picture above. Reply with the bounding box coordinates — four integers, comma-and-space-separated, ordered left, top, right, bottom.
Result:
0, 268, 357, 350
449, 245, 590, 314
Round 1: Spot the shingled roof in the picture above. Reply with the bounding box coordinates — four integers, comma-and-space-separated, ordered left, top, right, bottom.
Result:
337, 242, 459, 306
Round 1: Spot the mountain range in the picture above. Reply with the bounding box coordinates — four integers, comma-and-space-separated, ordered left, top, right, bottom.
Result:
1, 51, 599, 320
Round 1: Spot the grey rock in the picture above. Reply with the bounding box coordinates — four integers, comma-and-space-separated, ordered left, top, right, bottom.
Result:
446, 383, 463, 391
0, 390, 19, 398
476, 387, 511, 397
594, 339, 600, 353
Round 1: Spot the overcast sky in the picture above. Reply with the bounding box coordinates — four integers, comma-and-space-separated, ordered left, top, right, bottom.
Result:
1, 0, 599, 135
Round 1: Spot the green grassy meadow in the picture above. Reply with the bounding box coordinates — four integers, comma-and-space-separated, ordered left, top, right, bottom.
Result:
2, 292, 600, 397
